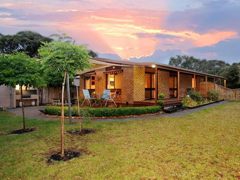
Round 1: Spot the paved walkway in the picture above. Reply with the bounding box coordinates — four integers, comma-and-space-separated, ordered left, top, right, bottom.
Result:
8, 106, 56, 121
8, 101, 227, 122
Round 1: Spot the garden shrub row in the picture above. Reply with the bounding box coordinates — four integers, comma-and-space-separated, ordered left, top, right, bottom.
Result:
44, 106, 161, 117
182, 90, 220, 108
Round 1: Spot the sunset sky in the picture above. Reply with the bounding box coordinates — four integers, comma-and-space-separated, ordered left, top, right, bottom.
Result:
0, 0, 240, 63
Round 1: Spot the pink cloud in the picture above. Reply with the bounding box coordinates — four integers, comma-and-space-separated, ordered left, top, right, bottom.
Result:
1, 0, 239, 61
193, 31, 237, 47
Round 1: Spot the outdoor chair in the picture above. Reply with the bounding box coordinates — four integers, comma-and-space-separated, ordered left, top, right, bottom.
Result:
101, 90, 117, 107
81, 89, 95, 107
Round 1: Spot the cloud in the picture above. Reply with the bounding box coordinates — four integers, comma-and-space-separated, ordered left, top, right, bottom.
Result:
164, 0, 240, 33
130, 49, 183, 64
0, 0, 240, 63
98, 53, 121, 60
131, 38, 240, 64
189, 38, 240, 63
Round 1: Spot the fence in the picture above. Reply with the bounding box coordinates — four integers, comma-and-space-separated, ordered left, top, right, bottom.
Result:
200, 82, 240, 100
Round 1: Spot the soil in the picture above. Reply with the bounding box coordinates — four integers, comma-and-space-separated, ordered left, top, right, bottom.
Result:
47, 150, 81, 163
10, 128, 36, 134
67, 128, 96, 136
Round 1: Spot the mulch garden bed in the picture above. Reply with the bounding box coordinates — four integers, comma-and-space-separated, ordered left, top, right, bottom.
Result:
10, 127, 36, 134
67, 128, 96, 136
47, 150, 81, 163
47, 148, 92, 164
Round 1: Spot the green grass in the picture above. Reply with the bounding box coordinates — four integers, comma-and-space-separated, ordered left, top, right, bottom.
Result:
0, 102, 240, 179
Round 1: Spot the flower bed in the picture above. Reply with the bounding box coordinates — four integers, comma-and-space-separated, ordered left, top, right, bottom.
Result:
43, 106, 161, 117
186, 99, 224, 109
182, 89, 223, 109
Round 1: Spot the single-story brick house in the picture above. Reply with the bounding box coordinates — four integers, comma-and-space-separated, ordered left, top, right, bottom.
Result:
0, 57, 230, 108
78, 58, 227, 105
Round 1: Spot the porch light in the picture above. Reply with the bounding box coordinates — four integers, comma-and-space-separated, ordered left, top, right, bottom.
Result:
151, 64, 156, 68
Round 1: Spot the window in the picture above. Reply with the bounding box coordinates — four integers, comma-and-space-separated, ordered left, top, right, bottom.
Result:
169, 72, 178, 98
145, 73, 155, 99
84, 75, 95, 89
145, 73, 155, 88
106, 74, 115, 89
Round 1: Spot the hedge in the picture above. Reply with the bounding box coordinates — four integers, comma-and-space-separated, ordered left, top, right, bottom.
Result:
43, 106, 161, 117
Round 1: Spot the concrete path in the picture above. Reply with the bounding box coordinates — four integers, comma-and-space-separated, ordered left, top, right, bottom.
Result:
8, 101, 228, 122
8, 106, 56, 121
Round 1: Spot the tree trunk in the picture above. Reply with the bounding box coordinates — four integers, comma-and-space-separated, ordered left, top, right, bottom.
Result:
66, 73, 72, 123
20, 86, 26, 130
61, 71, 67, 157
76, 86, 82, 132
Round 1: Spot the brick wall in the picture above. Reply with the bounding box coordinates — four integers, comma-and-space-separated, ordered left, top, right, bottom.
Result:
179, 73, 192, 97
196, 76, 205, 91
95, 69, 106, 97
158, 70, 170, 98
79, 77, 85, 98
133, 66, 145, 101
121, 67, 134, 104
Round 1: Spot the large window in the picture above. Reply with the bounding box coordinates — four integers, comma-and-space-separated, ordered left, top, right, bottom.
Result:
145, 73, 155, 99
106, 74, 115, 89
169, 72, 178, 98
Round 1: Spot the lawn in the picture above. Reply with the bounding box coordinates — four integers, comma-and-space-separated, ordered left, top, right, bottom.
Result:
0, 102, 240, 179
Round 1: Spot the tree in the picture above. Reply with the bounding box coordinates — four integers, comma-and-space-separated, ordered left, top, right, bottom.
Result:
0, 53, 44, 131
48, 33, 97, 121
88, 50, 98, 58
0, 31, 52, 57
169, 55, 184, 67
169, 55, 230, 75
225, 64, 240, 88
39, 41, 90, 157
49, 33, 76, 122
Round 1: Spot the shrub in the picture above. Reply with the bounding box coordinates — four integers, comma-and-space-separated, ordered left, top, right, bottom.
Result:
182, 96, 198, 107
207, 90, 219, 101
158, 93, 165, 100
44, 106, 161, 117
157, 93, 165, 109
188, 90, 203, 103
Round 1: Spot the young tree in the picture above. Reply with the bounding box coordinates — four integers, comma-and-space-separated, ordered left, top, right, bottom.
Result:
39, 41, 90, 157
0, 53, 44, 131
47, 33, 97, 122
49, 33, 76, 122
